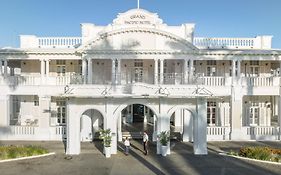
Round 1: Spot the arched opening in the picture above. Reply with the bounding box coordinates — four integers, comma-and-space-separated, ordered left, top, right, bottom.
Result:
120, 104, 157, 140
170, 108, 194, 142
80, 109, 104, 142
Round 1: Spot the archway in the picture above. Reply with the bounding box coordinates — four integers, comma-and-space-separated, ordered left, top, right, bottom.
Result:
80, 109, 104, 142
119, 104, 157, 141
170, 108, 194, 142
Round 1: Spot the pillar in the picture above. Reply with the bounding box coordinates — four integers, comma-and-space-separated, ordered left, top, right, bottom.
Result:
117, 113, 122, 142
232, 60, 236, 83
194, 97, 207, 155
38, 96, 51, 139
160, 59, 164, 84
82, 58, 87, 84
117, 59, 121, 84
4, 60, 8, 76
154, 59, 158, 85
182, 109, 193, 142
0, 95, 10, 126
66, 98, 81, 155
45, 60, 50, 78
183, 59, 188, 84
153, 114, 157, 141
111, 59, 116, 85
174, 110, 182, 133
0, 60, 3, 75
87, 59, 92, 84
188, 59, 193, 82
237, 60, 241, 78
230, 87, 243, 140
278, 95, 281, 139
40, 60, 45, 83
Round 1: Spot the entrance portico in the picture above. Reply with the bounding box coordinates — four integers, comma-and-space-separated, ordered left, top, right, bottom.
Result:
66, 97, 208, 155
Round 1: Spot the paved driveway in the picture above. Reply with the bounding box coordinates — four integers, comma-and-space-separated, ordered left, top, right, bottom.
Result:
0, 140, 280, 175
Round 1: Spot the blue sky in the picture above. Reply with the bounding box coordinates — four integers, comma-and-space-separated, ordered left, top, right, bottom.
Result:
0, 0, 280, 48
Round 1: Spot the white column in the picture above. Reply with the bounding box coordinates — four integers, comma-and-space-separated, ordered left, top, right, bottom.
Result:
237, 60, 241, 78
160, 59, 164, 84
153, 114, 157, 141
66, 98, 81, 155
111, 59, 116, 85
232, 60, 236, 83
0, 95, 10, 126
0, 60, 3, 75
143, 106, 147, 124
45, 60, 50, 77
118, 113, 122, 142
87, 59, 92, 84
117, 59, 121, 84
194, 97, 207, 155
174, 110, 182, 133
279, 61, 281, 77
183, 109, 193, 142
278, 96, 281, 135
183, 59, 188, 84
40, 60, 45, 83
4, 60, 8, 76
188, 59, 193, 82
82, 58, 87, 84
154, 59, 158, 85
230, 87, 243, 139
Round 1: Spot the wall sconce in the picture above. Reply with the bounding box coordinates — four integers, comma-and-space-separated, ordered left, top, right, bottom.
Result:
23, 62, 26, 65
150, 65, 152, 67
177, 62, 180, 66
97, 62, 99, 65
244, 101, 247, 104
124, 64, 127, 67
200, 63, 202, 65
70, 62, 73, 65
222, 63, 225, 66
265, 63, 268, 66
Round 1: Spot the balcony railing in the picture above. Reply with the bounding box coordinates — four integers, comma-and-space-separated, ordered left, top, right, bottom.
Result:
1, 74, 281, 88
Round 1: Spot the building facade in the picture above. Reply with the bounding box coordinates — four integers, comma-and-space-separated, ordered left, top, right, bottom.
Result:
0, 8, 281, 155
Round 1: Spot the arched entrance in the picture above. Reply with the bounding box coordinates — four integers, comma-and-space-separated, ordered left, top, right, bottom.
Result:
170, 108, 194, 142
80, 109, 104, 142
119, 104, 157, 141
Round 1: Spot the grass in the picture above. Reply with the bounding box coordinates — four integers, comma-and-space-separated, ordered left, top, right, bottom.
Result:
228, 147, 281, 163
0, 145, 49, 160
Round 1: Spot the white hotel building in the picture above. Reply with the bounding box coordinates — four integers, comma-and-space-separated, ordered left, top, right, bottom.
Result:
0, 8, 280, 155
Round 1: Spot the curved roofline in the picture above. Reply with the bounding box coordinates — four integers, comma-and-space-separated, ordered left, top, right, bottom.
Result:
77, 27, 199, 52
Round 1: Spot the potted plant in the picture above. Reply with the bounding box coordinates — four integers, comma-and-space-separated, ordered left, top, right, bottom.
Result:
99, 129, 112, 158
158, 131, 170, 156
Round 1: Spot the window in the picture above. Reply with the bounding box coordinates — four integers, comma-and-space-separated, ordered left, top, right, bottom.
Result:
56, 98, 66, 125
207, 101, 216, 125
56, 60, 66, 76
249, 102, 259, 126
134, 59, 143, 82
33, 95, 39, 106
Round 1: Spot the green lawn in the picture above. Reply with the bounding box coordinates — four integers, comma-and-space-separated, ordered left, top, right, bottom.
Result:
0, 145, 49, 160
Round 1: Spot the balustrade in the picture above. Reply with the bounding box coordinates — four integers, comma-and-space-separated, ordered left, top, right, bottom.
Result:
38, 37, 82, 48
194, 37, 255, 49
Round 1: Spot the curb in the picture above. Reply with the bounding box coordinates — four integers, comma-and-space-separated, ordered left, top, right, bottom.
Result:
0, 152, 56, 163
219, 152, 281, 165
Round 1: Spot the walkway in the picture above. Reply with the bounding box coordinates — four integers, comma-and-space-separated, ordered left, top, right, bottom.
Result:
0, 140, 280, 175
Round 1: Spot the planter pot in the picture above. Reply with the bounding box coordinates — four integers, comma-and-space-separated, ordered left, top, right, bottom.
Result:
161, 145, 168, 156
104, 146, 111, 158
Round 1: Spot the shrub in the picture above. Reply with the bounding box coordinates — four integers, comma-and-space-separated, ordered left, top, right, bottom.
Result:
0, 145, 48, 160
239, 147, 272, 161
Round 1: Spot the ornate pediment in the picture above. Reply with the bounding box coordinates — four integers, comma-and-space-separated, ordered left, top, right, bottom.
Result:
113, 9, 163, 26
79, 28, 198, 52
